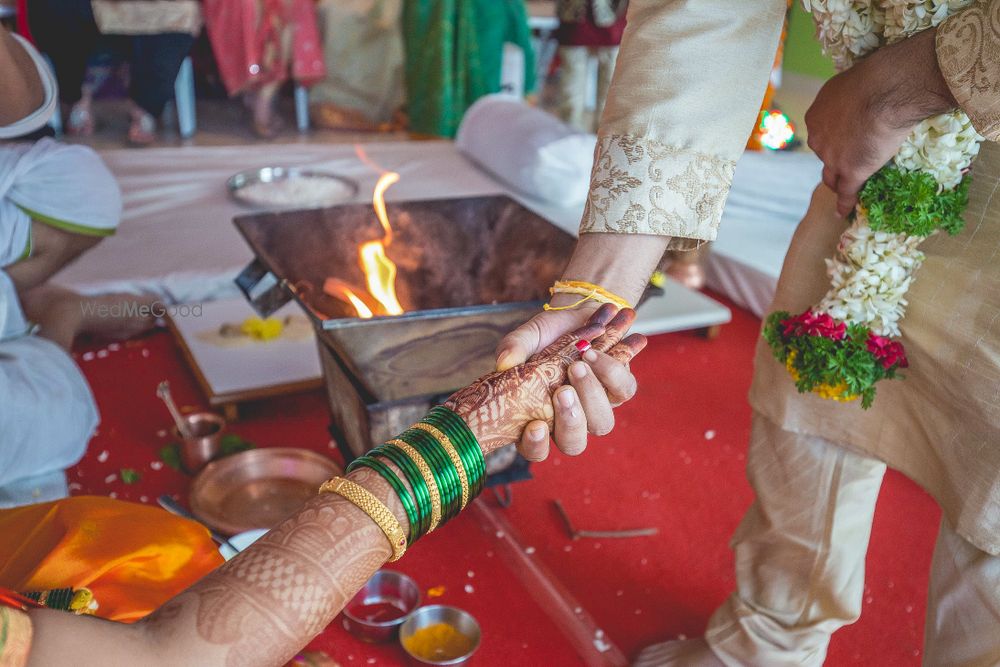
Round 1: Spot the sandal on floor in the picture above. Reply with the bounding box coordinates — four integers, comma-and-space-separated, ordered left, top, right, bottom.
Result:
127, 107, 157, 147
67, 101, 95, 137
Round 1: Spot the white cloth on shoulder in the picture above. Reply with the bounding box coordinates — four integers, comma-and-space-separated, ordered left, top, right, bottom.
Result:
456, 94, 596, 207
0, 138, 122, 268
0, 34, 58, 140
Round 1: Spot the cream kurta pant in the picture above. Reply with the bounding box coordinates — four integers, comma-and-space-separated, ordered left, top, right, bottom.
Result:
702, 143, 1000, 665
704, 414, 1000, 666
754, 142, 1000, 555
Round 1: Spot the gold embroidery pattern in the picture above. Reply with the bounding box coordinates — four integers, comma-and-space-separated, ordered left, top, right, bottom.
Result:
937, 2, 1000, 142
581, 133, 736, 246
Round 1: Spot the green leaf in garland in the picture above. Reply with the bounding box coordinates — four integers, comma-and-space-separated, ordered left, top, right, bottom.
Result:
860, 166, 970, 237
763, 311, 791, 360
158, 444, 182, 471
764, 312, 903, 409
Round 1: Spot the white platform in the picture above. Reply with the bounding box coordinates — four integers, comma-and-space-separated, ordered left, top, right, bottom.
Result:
705, 149, 823, 317
53, 140, 733, 336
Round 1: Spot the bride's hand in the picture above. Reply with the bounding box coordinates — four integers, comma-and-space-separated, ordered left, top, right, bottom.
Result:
445, 303, 646, 457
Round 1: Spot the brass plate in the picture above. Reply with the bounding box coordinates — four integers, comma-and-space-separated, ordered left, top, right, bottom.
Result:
190, 447, 341, 535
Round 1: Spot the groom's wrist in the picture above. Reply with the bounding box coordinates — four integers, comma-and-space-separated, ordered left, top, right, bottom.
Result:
562, 232, 671, 306
871, 28, 956, 129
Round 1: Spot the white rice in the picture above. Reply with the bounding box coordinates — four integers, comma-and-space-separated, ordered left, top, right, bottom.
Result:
237, 176, 353, 208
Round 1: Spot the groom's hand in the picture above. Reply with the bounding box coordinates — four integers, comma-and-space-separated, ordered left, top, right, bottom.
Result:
806, 28, 956, 218
494, 234, 669, 459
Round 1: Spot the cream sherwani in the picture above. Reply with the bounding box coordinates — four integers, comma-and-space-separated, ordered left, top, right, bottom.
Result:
583, 2, 1000, 665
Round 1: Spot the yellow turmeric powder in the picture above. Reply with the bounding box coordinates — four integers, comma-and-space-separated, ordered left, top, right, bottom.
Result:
402, 622, 476, 661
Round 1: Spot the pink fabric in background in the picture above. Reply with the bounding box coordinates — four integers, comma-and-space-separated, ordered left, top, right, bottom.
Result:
203, 0, 325, 96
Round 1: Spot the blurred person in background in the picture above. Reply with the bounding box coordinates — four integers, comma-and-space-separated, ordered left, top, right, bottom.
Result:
553, 0, 627, 133
27, 0, 200, 145
403, 0, 536, 138
309, 0, 405, 132
0, 26, 156, 504
203, 0, 325, 138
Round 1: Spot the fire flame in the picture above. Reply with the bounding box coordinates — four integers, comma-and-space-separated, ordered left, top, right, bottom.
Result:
359, 171, 404, 316
323, 278, 374, 319
359, 240, 403, 316
324, 160, 405, 318
372, 171, 399, 244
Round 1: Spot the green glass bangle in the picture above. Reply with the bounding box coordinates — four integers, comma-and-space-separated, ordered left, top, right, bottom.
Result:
420, 410, 477, 481
373, 445, 432, 541
402, 427, 462, 524
370, 445, 428, 540
403, 427, 461, 524
425, 407, 484, 486
416, 417, 481, 504
347, 456, 419, 546
424, 407, 486, 498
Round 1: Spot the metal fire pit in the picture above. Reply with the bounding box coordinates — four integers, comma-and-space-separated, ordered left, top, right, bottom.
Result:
234, 195, 576, 462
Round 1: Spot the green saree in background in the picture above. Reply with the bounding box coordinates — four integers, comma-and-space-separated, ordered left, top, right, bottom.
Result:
403, 0, 536, 137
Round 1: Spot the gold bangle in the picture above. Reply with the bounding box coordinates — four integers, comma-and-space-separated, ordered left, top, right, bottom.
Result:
387, 439, 442, 532
411, 422, 470, 510
319, 476, 407, 561
543, 280, 633, 312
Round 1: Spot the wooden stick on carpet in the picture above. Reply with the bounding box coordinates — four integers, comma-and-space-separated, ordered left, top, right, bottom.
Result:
552, 499, 659, 541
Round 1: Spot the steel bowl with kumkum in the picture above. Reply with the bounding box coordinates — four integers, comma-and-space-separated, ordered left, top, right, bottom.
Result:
342, 570, 421, 643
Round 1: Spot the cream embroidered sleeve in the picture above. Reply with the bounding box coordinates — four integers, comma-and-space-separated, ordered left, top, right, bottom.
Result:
936, 0, 1000, 143
581, 0, 787, 248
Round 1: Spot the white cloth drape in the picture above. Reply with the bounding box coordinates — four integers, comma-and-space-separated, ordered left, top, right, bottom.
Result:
0, 34, 57, 140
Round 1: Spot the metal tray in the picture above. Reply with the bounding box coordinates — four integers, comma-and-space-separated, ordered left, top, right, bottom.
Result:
189, 447, 341, 535
228, 167, 359, 210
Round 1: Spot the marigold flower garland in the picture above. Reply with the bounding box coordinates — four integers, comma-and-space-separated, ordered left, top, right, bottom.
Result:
765, 0, 982, 408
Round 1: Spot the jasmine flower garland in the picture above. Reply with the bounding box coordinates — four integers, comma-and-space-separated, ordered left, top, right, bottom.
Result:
766, 0, 984, 408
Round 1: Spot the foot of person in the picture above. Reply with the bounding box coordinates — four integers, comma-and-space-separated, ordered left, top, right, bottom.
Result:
20, 286, 159, 350
127, 104, 157, 146
67, 98, 94, 136
633, 638, 726, 667
77, 292, 160, 340
251, 85, 284, 139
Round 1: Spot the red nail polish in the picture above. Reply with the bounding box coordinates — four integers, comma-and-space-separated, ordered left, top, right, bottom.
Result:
575, 339, 591, 353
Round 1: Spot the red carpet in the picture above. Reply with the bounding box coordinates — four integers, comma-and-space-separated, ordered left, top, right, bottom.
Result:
68, 297, 939, 666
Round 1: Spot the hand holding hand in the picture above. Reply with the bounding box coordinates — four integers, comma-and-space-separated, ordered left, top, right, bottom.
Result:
446, 303, 646, 458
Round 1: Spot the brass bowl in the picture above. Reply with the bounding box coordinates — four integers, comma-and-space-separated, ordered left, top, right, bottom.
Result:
171, 412, 225, 474
189, 447, 341, 535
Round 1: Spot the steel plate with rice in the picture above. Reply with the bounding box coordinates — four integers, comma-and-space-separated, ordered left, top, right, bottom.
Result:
228, 167, 358, 210
190, 447, 341, 535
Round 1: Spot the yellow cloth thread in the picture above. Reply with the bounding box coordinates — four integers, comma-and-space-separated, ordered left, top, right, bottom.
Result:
543, 280, 632, 311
